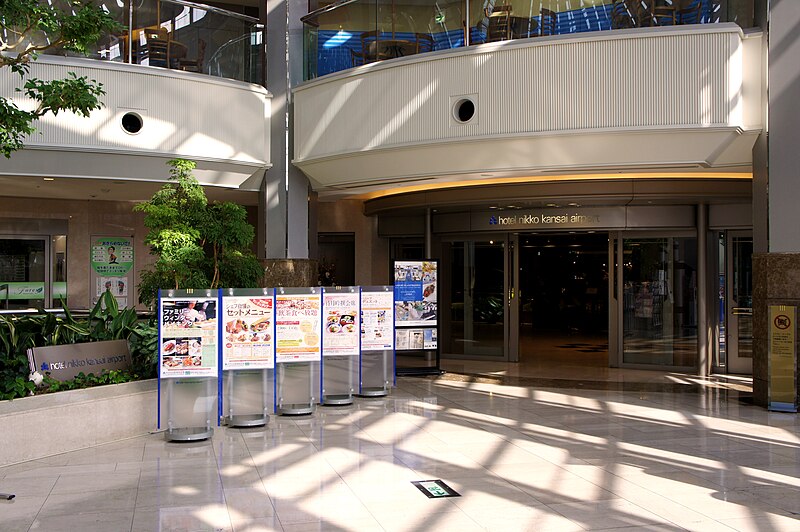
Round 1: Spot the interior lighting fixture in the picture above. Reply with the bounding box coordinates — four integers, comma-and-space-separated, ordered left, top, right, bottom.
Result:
43, 178, 54, 181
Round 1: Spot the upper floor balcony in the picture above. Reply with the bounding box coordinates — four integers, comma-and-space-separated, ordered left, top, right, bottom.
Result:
2, 0, 264, 84
302, 0, 756, 79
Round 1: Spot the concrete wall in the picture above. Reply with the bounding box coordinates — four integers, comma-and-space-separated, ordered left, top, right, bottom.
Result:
0, 380, 157, 467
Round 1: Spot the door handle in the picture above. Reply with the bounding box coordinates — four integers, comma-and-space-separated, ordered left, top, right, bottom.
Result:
732, 307, 753, 315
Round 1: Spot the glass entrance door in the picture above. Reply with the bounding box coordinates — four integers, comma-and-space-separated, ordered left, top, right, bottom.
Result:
445, 238, 508, 358
726, 232, 753, 374
0, 237, 50, 310
620, 235, 698, 369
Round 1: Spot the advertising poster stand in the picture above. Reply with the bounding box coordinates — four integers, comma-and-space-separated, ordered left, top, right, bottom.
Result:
220, 288, 276, 427
393, 260, 441, 376
158, 289, 220, 442
321, 286, 360, 405
275, 287, 321, 415
359, 286, 395, 396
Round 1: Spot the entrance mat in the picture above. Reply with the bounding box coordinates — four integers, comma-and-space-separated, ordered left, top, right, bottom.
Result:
411, 479, 461, 498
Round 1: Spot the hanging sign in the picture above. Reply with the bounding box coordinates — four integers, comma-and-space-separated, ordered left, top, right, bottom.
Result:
275, 291, 322, 363
221, 293, 275, 370
361, 288, 394, 351
322, 289, 360, 357
159, 296, 219, 378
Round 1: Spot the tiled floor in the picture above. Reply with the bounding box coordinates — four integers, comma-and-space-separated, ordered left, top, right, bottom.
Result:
1, 369, 798, 531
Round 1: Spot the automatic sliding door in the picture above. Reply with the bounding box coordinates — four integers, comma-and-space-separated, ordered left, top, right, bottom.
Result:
448, 238, 507, 358
622, 236, 697, 368
727, 232, 753, 374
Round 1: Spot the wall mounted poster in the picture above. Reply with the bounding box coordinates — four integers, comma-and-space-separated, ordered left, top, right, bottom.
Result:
222, 294, 275, 370
394, 260, 437, 326
361, 288, 394, 351
275, 292, 321, 363
322, 289, 360, 357
90, 235, 133, 307
159, 297, 218, 378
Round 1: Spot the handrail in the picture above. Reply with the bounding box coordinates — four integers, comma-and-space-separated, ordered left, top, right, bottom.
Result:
207, 32, 256, 77
162, 0, 262, 25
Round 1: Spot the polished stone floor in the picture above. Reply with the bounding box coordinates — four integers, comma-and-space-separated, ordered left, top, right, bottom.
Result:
1, 368, 798, 531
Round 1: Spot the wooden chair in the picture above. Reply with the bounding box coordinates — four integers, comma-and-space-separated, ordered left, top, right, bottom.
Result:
611, 0, 644, 29
540, 8, 557, 36
178, 39, 206, 73
141, 27, 170, 67
486, 5, 513, 43
414, 33, 435, 54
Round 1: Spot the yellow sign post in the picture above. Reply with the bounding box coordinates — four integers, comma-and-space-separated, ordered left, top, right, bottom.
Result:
768, 306, 798, 412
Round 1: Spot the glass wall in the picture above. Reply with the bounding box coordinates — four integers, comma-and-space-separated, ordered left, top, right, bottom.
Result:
3, 0, 263, 84
303, 0, 755, 79
622, 236, 697, 368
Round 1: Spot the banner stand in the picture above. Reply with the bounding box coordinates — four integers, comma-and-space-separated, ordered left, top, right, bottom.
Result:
158, 289, 220, 442
275, 287, 321, 415
220, 288, 276, 427
224, 369, 272, 427
321, 286, 360, 406
358, 286, 395, 397
165, 378, 215, 441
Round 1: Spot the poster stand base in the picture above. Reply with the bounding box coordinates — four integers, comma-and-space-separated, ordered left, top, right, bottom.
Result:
322, 394, 353, 405
358, 387, 388, 397
227, 414, 268, 427
166, 427, 213, 442
278, 404, 314, 415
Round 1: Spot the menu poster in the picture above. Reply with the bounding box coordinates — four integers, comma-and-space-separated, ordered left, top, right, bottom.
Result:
222, 295, 275, 370
322, 290, 360, 357
159, 297, 218, 378
394, 260, 437, 326
275, 292, 322, 363
361, 288, 394, 351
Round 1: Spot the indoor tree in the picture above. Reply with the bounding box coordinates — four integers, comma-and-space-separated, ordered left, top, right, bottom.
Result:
0, 0, 118, 157
135, 159, 264, 307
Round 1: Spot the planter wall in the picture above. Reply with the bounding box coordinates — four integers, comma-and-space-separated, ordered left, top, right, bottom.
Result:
0, 379, 157, 467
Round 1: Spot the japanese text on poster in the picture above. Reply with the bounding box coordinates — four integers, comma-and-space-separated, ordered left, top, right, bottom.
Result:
322, 290, 360, 357
159, 297, 218, 378
361, 289, 394, 351
275, 293, 321, 363
222, 295, 275, 370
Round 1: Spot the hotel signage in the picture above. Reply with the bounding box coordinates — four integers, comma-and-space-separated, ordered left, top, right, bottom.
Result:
472, 207, 626, 231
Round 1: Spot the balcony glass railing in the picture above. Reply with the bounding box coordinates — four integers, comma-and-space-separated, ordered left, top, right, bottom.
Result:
6, 0, 264, 84
302, 0, 755, 80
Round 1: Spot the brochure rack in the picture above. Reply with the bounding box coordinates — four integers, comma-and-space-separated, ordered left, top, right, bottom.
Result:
158, 289, 219, 441
274, 287, 321, 415
359, 286, 395, 396
220, 288, 275, 427
321, 286, 360, 405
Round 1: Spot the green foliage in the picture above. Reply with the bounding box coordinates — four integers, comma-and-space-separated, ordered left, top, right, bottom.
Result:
0, 0, 120, 157
40, 369, 135, 393
0, 295, 157, 400
135, 159, 263, 306
128, 319, 158, 379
